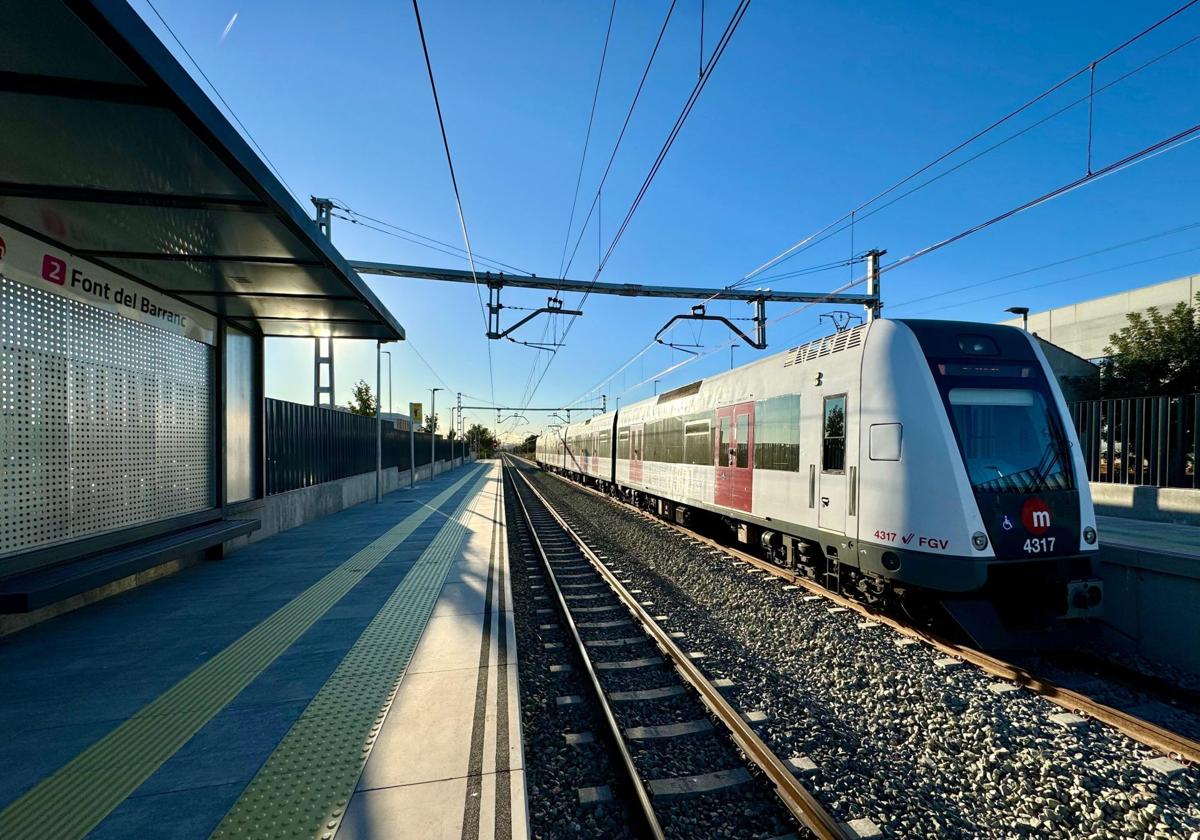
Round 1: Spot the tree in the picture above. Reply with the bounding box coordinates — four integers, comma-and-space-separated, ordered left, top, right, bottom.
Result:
422, 413, 439, 434
1101, 292, 1200, 397
520, 434, 538, 455
347, 380, 377, 416
464, 423, 499, 458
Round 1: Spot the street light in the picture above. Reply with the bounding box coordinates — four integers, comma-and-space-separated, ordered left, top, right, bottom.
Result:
381, 351, 393, 413
430, 387, 443, 478
1005, 306, 1030, 332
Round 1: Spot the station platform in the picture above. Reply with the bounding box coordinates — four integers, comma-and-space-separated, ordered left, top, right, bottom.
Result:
0, 461, 526, 840
1097, 514, 1200, 560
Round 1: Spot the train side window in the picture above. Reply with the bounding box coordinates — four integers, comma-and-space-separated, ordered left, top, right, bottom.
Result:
869, 423, 902, 461
822, 395, 847, 473
617, 429, 630, 460
754, 394, 800, 471
735, 413, 749, 468
684, 419, 712, 465
718, 417, 731, 467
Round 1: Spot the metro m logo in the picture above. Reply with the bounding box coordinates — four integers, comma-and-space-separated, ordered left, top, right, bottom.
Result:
1021, 497, 1052, 535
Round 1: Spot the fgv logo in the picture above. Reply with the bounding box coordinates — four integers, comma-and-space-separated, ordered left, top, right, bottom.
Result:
1021, 497, 1051, 535
42, 254, 66, 285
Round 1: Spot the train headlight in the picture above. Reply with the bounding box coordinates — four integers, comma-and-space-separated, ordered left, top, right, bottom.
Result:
971, 531, 989, 551
1083, 526, 1097, 545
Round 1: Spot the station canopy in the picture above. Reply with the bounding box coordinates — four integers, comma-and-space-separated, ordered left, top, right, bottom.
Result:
0, 0, 404, 341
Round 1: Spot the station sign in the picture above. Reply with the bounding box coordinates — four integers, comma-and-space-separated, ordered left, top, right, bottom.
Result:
410, 402, 423, 425
0, 222, 216, 345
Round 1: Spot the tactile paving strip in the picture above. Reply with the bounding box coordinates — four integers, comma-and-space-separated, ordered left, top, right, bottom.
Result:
0, 465, 487, 840
211, 469, 498, 840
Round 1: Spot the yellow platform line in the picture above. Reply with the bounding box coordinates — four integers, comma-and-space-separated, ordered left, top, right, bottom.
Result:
211, 467, 498, 839
0, 465, 487, 840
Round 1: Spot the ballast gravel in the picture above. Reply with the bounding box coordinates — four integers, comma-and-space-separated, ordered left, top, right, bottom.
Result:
510, 469, 803, 839
532, 470, 1200, 839
504, 476, 634, 839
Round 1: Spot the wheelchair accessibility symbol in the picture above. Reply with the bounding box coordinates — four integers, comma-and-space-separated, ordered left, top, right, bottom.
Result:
1002, 515, 1014, 531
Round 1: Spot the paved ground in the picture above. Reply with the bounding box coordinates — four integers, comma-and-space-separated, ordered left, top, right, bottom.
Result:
0, 461, 525, 840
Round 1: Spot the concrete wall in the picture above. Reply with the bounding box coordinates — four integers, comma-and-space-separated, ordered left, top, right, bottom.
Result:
1097, 544, 1200, 675
1090, 483, 1200, 526
1000, 274, 1200, 361
225, 455, 474, 552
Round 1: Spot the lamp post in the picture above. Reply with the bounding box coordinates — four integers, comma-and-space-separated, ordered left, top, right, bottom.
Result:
381, 351, 393, 413
430, 387, 443, 479
375, 341, 382, 503
1005, 306, 1030, 332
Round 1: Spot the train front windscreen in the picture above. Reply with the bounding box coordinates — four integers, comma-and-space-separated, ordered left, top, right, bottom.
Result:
931, 357, 1081, 561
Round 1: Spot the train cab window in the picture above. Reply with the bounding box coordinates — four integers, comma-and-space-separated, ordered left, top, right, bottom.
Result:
755, 395, 800, 471
822, 395, 847, 473
946, 388, 1072, 493
718, 417, 731, 467
735, 413, 749, 468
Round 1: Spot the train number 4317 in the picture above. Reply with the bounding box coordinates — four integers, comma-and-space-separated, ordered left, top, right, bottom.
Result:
1023, 537, 1055, 554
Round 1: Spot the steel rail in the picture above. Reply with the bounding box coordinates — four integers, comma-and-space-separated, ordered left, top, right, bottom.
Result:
503, 462, 666, 840
507, 457, 847, 840
530, 461, 1200, 766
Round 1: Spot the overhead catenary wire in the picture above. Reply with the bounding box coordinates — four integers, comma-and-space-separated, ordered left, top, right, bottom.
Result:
330, 212, 524, 276
890, 220, 1200, 311
518, 0, 684, 423
331, 203, 533, 275
726, 28, 1200, 282
733, 0, 1200, 288
882, 122, 1200, 275
568, 127, 1200, 411
563, 2, 1200, 416
557, 0, 620, 279
910, 242, 1200, 317
141, 1, 302, 206
522, 0, 751, 418
559, 0, 681, 281
410, 0, 495, 407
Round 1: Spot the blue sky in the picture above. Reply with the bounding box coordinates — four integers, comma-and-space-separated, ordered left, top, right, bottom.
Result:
132, 0, 1200, 441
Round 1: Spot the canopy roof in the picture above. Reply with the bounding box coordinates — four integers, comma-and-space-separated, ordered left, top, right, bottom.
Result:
0, 0, 403, 341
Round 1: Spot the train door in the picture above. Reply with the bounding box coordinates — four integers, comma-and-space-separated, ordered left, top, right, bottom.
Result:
818, 394, 848, 534
629, 423, 644, 484
715, 402, 753, 512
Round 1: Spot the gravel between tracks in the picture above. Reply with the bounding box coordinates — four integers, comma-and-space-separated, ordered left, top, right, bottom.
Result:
531, 469, 1200, 840
505, 476, 634, 839
513, 468, 803, 839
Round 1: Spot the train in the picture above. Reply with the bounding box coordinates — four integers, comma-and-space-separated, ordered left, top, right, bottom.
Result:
534, 319, 1103, 647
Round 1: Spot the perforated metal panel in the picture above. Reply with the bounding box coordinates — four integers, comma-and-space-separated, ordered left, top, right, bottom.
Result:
1, 276, 213, 559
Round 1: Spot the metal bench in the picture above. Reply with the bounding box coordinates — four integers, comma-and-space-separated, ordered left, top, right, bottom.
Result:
0, 519, 260, 613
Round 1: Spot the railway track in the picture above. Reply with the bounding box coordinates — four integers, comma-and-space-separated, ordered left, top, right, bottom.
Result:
519, 455, 1200, 769
504, 457, 853, 839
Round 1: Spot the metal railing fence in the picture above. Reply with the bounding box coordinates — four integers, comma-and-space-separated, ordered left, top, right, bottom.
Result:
265, 398, 457, 495
1068, 393, 1198, 489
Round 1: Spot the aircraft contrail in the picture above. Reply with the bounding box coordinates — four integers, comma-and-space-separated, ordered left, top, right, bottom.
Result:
220, 12, 238, 42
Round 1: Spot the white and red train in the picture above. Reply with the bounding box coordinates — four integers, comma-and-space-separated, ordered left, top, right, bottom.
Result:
535, 319, 1103, 642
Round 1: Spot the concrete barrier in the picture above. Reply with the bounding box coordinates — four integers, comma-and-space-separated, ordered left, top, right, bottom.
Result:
1090, 483, 1200, 526
226, 455, 474, 552
1096, 542, 1200, 676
